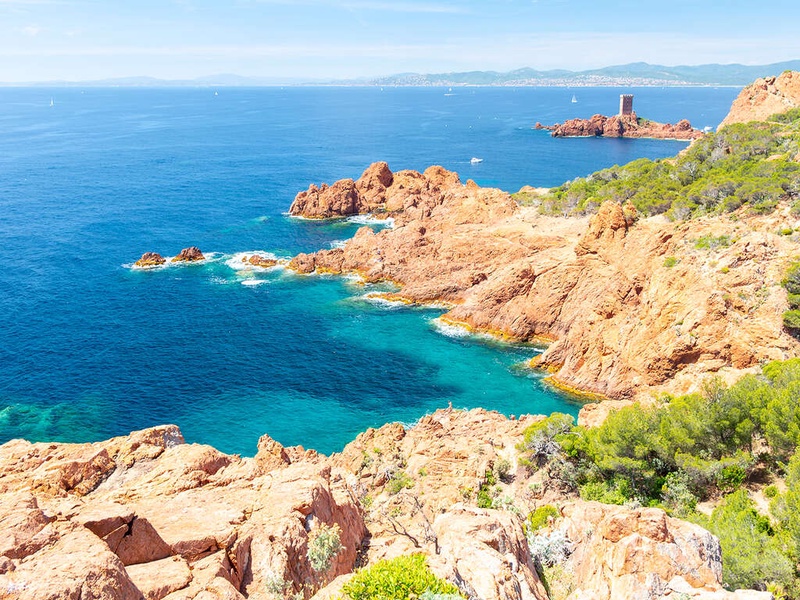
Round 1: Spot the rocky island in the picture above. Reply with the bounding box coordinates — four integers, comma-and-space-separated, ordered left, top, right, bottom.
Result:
534, 94, 704, 139
5, 73, 800, 599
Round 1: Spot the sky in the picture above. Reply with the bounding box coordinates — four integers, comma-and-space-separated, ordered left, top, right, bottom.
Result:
1, 0, 799, 82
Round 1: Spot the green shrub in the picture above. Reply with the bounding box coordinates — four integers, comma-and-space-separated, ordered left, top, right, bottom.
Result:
764, 485, 779, 499
579, 477, 632, 505
387, 470, 413, 495
663, 256, 678, 268
783, 262, 800, 296
307, 523, 342, 573
696, 490, 793, 591
476, 482, 496, 508
518, 413, 575, 467
526, 505, 561, 532
341, 555, 463, 600
694, 235, 732, 250
661, 471, 698, 517
770, 452, 800, 560
769, 106, 800, 124
493, 458, 512, 482
717, 464, 747, 493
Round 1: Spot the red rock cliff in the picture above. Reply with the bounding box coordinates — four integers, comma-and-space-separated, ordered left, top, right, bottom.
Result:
538, 112, 702, 140
720, 70, 800, 128
289, 163, 799, 400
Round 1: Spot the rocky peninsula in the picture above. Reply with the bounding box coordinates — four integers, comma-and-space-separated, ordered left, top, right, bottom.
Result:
288, 163, 799, 401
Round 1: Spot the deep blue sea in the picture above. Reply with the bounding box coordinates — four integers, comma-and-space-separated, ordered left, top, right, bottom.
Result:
0, 86, 739, 455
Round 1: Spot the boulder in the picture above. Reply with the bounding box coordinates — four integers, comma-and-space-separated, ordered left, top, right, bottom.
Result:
243, 255, 278, 268
171, 247, 205, 262
134, 252, 166, 267
556, 501, 773, 600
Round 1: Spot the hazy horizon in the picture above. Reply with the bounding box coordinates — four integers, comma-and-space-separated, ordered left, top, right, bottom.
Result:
1, 1, 799, 83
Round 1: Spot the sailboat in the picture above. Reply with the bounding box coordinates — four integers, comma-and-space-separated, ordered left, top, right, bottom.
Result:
49, 97, 54, 108
571, 94, 578, 103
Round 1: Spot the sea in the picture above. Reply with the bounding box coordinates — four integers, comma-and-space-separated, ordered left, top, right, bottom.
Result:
0, 85, 740, 456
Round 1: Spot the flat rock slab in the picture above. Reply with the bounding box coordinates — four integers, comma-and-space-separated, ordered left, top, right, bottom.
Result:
127, 555, 192, 600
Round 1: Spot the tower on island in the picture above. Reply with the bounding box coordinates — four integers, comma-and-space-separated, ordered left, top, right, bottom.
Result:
619, 94, 634, 116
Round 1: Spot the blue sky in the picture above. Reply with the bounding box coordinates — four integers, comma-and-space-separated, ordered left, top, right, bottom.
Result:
1, 0, 799, 81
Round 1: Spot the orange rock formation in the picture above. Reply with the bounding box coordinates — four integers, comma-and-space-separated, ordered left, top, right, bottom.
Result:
0, 410, 768, 600
536, 112, 703, 140
171, 246, 205, 263
288, 163, 799, 400
720, 70, 800, 128
133, 252, 166, 268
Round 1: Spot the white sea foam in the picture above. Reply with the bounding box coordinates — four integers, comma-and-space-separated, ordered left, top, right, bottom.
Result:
343, 273, 368, 285
357, 293, 409, 309
346, 215, 395, 228
430, 318, 472, 338
330, 239, 348, 249
241, 279, 270, 287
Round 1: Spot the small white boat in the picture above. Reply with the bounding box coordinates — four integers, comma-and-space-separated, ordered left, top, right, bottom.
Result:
571, 94, 578, 103
470, 157, 483, 164
49, 97, 54, 107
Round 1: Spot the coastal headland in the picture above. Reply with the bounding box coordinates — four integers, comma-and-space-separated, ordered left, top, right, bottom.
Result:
287, 169, 799, 401
3, 73, 800, 600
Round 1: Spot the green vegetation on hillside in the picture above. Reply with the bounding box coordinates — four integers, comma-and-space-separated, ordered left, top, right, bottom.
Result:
341, 555, 464, 600
783, 261, 800, 335
519, 359, 800, 594
540, 111, 800, 220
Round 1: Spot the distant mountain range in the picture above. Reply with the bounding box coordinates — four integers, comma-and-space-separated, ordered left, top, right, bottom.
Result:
5, 61, 800, 88
358, 61, 800, 87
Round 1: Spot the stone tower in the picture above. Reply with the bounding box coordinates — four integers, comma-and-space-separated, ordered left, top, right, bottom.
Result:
619, 94, 634, 116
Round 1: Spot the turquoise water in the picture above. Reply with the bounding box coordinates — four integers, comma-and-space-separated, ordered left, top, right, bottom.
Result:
0, 86, 740, 455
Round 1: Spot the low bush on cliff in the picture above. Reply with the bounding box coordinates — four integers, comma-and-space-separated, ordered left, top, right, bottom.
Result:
540, 114, 800, 219
307, 523, 342, 573
341, 554, 463, 600
693, 490, 794, 591
783, 262, 800, 335
518, 359, 800, 593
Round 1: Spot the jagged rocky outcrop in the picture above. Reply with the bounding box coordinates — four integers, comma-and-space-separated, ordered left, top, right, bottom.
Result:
535, 112, 702, 140
288, 163, 800, 400
133, 252, 166, 268
171, 246, 205, 263
720, 70, 800, 128
556, 501, 768, 599
0, 411, 769, 600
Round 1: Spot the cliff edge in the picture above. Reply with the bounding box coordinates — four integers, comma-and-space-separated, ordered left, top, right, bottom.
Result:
720, 70, 800, 128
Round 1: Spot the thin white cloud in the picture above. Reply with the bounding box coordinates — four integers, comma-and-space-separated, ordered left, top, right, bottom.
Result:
20, 24, 41, 35
340, 1, 467, 13
242, 0, 467, 13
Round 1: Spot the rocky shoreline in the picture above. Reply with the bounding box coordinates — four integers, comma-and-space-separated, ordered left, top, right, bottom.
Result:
0, 409, 769, 600
287, 162, 799, 401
